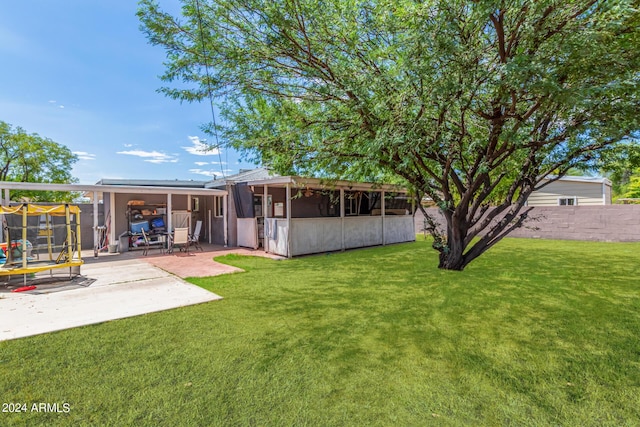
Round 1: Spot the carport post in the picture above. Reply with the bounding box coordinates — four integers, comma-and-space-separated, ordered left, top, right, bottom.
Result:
263, 184, 269, 253
187, 194, 192, 232
109, 192, 116, 249
166, 193, 173, 233
93, 191, 99, 253
223, 194, 228, 247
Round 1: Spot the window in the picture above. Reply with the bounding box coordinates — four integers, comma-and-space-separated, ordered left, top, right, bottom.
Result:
192, 197, 200, 212
384, 192, 413, 215
344, 191, 362, 216
214, 196, 224, 217
274, 202, 284, 217
253, 195, 263, 217
558, 197, 577, 206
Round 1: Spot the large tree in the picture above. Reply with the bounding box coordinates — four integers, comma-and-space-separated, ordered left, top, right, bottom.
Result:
139, 0, 640, 270
0, 121, 78, 202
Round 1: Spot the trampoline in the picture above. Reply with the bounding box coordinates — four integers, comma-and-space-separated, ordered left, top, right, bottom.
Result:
0, 204, 83, 284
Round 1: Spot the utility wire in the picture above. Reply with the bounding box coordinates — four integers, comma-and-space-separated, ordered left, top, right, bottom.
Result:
194, 0, 226, 179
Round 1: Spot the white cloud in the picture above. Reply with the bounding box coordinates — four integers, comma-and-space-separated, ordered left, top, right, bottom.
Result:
194, 160, 227, 166
73, 151, 96, 161
123, 143, 133, 148
48, 100, 65, 109
189, 168, 223, 178
189, 168, 233, 177
182, 135, 220, 156
147, 158, 179, 164
117, 149, 178, 164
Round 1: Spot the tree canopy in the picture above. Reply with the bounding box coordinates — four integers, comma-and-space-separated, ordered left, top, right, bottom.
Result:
0, 121, 78, 202
139, 0, 640, 270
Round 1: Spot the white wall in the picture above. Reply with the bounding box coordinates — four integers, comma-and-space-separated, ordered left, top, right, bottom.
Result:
266, 216, 415, 257
384, 216, 416, 244
343, 217, 383, 249
290, 218, 343, 256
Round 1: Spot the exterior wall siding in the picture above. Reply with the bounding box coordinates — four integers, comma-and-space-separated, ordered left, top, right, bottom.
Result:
266, 219, 289, 256
264, 216, 416, 257
384, 216, 416, 244
415, 206, 640, 242
290, 218, 343, 256
527, 181, 607, 206
343, 217, 383, 249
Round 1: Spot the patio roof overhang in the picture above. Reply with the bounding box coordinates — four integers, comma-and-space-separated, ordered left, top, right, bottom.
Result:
245, 176, 409, 193
0, 181, 227, 197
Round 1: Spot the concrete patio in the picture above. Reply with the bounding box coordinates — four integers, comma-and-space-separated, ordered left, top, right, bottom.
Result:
0, 244, 281, 341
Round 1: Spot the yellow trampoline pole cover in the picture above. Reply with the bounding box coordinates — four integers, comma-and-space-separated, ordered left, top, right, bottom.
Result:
0, 204, 81, 215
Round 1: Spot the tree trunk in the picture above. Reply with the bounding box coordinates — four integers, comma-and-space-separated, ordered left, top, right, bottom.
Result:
438, 211, 468, 271
438, 234, 467, 271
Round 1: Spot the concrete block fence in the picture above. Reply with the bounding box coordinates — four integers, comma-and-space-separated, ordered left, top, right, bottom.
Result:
414, 205, 640, 242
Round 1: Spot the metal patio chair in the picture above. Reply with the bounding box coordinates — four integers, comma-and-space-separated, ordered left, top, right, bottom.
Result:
171, 227, 190, 253
141, 228, 165, 256
188, 220, 203, 252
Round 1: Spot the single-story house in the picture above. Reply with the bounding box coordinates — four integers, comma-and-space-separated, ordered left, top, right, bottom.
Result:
0, 169, 416, 258
526, 176, 612, 206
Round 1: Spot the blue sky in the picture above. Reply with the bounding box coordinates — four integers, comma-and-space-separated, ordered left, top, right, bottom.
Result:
0, 1, 256, 184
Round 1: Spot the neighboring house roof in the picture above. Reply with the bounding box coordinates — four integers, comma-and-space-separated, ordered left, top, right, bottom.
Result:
541, 175, 612, 186
205, 167, 278, 189
96, 178, 209, 188
528, 175, 612, 206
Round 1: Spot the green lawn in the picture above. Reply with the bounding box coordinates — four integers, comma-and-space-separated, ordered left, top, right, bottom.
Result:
1, 238, 640, 426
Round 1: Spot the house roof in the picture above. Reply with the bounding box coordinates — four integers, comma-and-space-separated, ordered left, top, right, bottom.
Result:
96, 178, 209, 188
0, 181, 227, 197
205, 167, 278, 189
542, 175, 612, 186
245, 175, 409, 192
